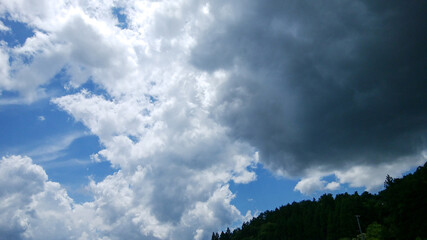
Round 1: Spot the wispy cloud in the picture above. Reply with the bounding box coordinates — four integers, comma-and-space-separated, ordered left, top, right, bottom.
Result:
0, 21, 10, 32
41, 158, 91, 169
26, 131, 86, 162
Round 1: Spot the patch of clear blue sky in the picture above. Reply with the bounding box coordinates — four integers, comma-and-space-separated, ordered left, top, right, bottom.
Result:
0, 17, 34, 47
112, 7, 128, 29
230, 167, 307, 215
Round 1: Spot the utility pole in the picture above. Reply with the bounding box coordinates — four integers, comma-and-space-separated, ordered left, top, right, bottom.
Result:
355, 215, 364, 240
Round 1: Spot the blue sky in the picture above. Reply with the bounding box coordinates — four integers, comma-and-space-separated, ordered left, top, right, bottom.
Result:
0, 1, 426, 240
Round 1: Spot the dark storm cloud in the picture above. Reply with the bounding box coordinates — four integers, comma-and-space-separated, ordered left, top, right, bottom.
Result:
191, 0, 427, 176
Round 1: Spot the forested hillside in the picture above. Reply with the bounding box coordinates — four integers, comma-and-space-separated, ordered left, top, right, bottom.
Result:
213, 162, 427, 240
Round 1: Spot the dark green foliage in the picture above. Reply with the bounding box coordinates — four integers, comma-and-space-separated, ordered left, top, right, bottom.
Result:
212, 232, 219, 240
366, 222, 383, 240
212, 162, 427, 240
380, 164, 427, 240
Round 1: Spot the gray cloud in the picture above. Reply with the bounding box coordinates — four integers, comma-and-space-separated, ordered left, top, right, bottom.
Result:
191, 0, 427, 176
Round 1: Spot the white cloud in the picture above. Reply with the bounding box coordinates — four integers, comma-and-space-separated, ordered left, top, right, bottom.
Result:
0, 155, 254, 239
0, 155, 86, 239
37, 115, 45, 121
295, 153, 427, 195
1, 30, 66, 103
334, 154, 426, 192
51, 70, 257, 236
48, 2, 257, 237
0, 43, 11, 96
325, 181, 340, 191
0, 20, 9, 31
294, 177, 340, 195
294, 176, 327, 195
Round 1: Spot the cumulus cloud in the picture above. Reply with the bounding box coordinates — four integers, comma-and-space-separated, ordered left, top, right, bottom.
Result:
325, 182, 340, 191
294, 153, 427, 195
333, 154, 427, 192
0, 155, 47, 239
294, 177, 328, 195
1, 0, 427, 238
293, 174, 340, 195
0, 154, 253, 239
52, 66, 257, 238
0, 155, 87, 240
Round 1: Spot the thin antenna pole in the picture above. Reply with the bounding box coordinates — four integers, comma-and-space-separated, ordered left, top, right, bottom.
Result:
355, 215, 364, 240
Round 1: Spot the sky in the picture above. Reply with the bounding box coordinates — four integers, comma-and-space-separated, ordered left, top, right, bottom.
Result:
0, 0, 426, 239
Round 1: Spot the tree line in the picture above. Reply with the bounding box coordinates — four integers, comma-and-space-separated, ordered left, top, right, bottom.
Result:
212, 162, 427, 240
